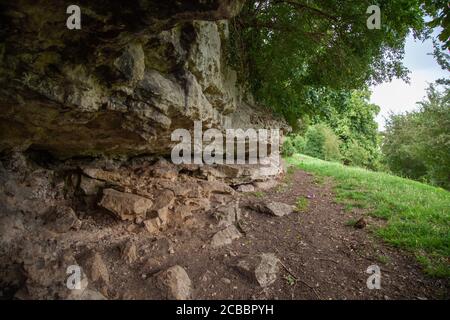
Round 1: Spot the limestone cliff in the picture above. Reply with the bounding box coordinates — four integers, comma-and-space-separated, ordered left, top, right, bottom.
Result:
0, 1, 291, 300
0, 0, 287, 159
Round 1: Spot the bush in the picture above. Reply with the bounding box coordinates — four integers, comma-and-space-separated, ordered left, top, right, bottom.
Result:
291, 135, 306, 153
342, 140, 371, 168
281, 137, 296, 157
304, 124, 341, 162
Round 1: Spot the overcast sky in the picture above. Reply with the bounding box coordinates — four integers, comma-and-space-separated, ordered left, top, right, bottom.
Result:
370, 33, 448, 131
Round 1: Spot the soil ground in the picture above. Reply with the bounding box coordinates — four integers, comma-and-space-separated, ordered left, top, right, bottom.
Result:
84, 168, 449, 300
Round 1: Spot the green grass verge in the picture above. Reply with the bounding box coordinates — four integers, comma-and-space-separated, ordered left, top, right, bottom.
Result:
287, 154, 450, 278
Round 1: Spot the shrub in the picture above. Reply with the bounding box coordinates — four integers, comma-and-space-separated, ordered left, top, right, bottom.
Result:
281, 137, 296, 157
291, 135, 306, 154
342, 140, 370, 168
304, 124, 341, 162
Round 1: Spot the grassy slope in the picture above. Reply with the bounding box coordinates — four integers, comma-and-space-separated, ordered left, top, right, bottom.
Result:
287, 154, 450, 278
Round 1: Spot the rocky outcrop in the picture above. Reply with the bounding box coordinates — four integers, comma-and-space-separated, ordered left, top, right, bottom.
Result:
0, 1, 291, 300
0, 0, 287, 160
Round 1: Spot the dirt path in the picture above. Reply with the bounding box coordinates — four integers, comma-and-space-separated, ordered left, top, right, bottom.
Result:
173, 168, 448, 300
224, 168, 449, 300
67, 168, 449, 300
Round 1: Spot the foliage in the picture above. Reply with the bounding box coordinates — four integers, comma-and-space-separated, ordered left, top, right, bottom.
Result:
341, 140, 372, 168
309, 89, 382, 169
230, 0, 431, 122
281, 137, 296, 157
288, 154, 450, 278
382, 83, 450, 190
291, 135, 306, 153
304, 124, 341, 162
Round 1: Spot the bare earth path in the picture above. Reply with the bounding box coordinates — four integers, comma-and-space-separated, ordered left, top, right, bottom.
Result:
182, 169, 448, 300
89, 168, 449, 300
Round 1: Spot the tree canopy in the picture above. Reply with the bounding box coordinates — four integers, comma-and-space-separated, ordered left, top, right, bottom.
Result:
229, 0, 448, 124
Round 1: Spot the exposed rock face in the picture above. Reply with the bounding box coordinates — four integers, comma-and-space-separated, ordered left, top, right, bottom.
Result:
0, 1, 290, 300
0, 0, 286, 161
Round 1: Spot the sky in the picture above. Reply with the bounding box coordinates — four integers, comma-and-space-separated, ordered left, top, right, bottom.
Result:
370, 34, 448, 131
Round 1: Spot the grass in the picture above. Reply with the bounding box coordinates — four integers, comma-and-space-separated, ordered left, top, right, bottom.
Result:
294, 196, 309, 213
284, 274, 296, 286
287, 154, 450, 278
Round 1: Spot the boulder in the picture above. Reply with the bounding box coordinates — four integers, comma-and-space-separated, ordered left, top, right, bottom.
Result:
211, 225, 242, 248
98, 189, 153, 221
85, 253, 110, 286
79, 175, 104, 196
247, 200, 293, 217
121, 241, 138, 264
236, 253, 280, 287
211, 203, 240, 227
144, 217, 162, 234
155, 265, 192, 300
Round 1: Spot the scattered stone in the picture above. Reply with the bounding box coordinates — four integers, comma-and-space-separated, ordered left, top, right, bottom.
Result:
152, 189, 176, 211
221, 277, 231, 284
354, 217, 367, 229
70, 289, 107, 300
174, 205, 193, 220
247, 200, 293, 217
211, 225, 242, 248
79, 175, 104, 195
121, 241, 138, 264
211, 203, 240, 227
85, 252, 110, 286
236, 253, 280, 288
201, 180, 235, 195
44, 205, 81, 233
98, 188, 153, 221
151, 158, 179, 180
144, 217, 162, 234
134, 216, 144, 225
155, 265, 192, 300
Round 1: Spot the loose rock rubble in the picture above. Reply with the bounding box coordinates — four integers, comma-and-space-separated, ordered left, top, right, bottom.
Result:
211, 225, 243, 248
0, 153, 285, 300
99, 189, 153, 221
155, 265, 192, 300
236, 253, 281, 288
246, 200, 294, 217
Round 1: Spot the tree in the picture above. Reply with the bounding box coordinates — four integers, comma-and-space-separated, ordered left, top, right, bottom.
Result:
382, 83, 450, 189
229, 0, 429, 123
